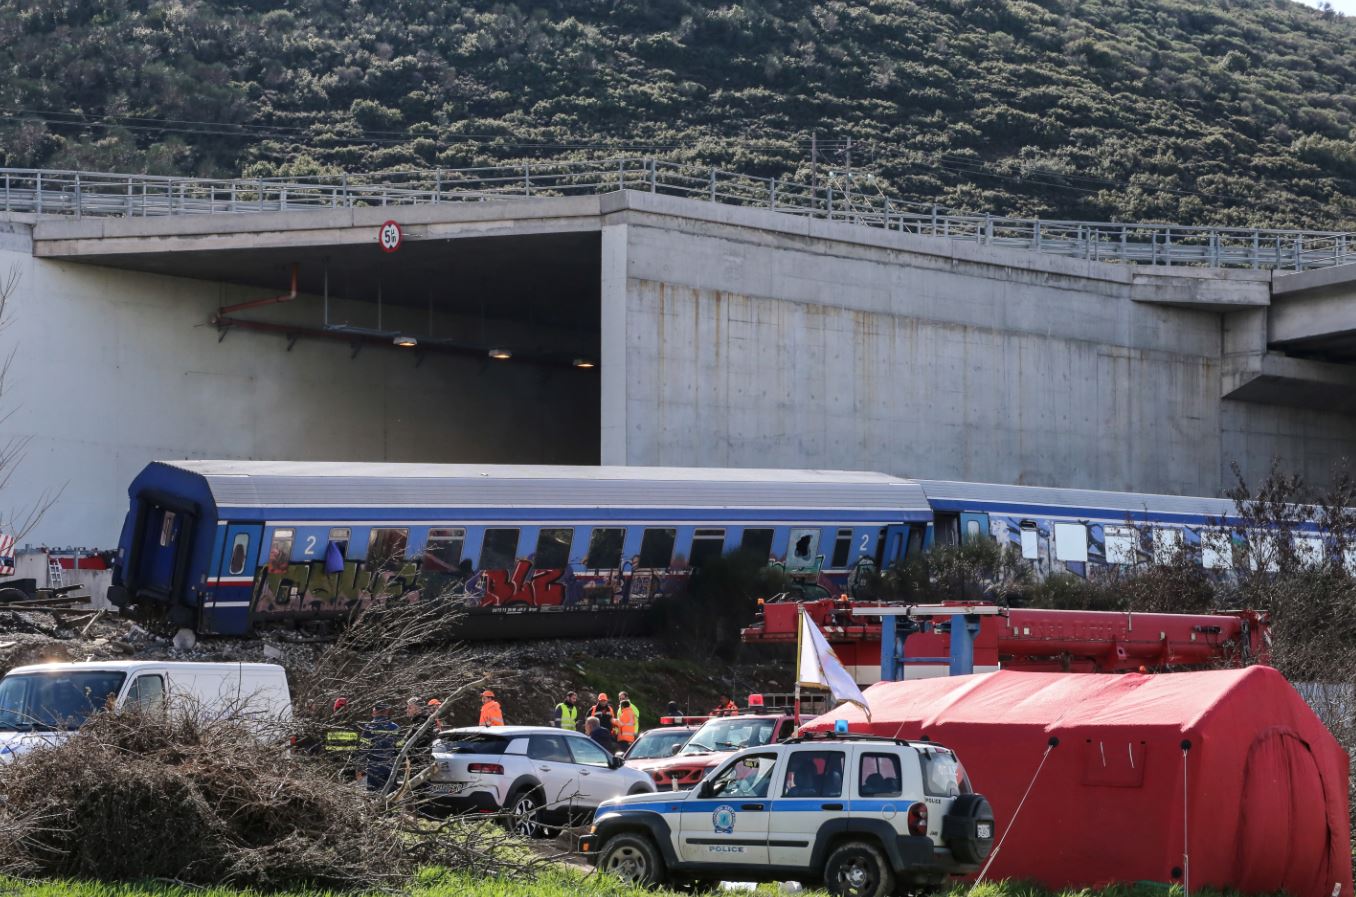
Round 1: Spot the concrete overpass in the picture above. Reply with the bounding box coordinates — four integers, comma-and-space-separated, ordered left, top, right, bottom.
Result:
3, 164, 1356, 546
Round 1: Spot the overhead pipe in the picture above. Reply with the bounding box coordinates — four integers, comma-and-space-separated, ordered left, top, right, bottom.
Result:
214, 263, 298, 317
211, 314, 593, 372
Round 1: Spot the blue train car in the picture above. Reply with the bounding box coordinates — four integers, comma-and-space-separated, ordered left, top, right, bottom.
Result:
918, 479, 1337, 576
107, 462, 934, 638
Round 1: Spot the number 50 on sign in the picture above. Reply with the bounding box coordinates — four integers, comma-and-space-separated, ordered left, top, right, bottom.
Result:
379, 220, 403, 253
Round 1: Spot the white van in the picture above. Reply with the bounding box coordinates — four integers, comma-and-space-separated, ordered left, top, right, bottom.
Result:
0, 661, 292, 760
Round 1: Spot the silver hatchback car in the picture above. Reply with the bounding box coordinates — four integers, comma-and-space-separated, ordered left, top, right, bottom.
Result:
425, 726, 657, 835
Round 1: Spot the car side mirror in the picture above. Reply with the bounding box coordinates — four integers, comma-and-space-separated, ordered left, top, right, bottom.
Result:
669, 744, 682, 756
698, 781, 714, 799
609, 754, 623, 769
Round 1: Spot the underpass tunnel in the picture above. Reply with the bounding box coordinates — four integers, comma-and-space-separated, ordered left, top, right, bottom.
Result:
93, 230, 604, 466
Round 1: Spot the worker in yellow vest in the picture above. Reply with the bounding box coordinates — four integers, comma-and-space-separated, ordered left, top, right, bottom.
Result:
479, 689, 504, 727
616, 691, 639, 746
552, 690, 581, 731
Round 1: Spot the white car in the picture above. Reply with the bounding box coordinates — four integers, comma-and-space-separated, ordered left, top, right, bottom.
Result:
425, 725, 657, 835
580, 734, 994, 897
0, 661, 292, 761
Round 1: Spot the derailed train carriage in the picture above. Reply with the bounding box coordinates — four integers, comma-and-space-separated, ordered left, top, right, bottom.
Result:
106, 462, 933, 638
107, 461, 1335, 639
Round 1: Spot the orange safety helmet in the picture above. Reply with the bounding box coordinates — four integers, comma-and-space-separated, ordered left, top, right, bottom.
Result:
481, 689, 496, 698
597, 692, 610, 702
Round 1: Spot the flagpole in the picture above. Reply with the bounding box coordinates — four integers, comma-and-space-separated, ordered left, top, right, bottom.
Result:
793, 605, 802, 728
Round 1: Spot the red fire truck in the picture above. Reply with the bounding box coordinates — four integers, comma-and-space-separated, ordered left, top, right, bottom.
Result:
742, 597, 1270, 684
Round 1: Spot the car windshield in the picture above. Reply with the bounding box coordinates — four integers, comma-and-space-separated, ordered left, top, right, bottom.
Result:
0, 671, 127, 732
626, 729, 694, 760
680, 717, 777, 755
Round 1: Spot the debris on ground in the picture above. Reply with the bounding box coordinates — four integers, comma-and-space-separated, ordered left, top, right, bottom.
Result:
0, 710, 540, 891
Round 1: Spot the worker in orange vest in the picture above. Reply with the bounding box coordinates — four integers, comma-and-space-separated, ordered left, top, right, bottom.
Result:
479, 689, 504, 727
712, 693, 738, 716
616, 692, 639, 746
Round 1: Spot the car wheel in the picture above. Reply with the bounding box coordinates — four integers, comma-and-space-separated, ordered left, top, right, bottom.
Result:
627, 783, 651, 795
824, 840, 896, 897
598, 832, 666, 887
504, 788, 546, 839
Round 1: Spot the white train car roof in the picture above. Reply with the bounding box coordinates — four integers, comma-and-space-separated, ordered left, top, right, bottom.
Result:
916, 478, 1240, 524
144, 461, 933, 519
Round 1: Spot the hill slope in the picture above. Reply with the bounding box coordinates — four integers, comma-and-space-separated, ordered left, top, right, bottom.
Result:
1, 0, 1355, 228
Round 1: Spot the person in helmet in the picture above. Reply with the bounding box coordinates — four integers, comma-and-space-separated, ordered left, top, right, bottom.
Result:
479, 689, 504, 727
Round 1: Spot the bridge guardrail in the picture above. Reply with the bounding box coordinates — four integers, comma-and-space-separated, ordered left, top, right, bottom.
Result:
1, 160, 1351, 271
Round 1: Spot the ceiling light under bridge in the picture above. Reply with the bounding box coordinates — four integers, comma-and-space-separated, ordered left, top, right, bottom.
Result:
392, 335, 418, 348
488, 347, 512, 359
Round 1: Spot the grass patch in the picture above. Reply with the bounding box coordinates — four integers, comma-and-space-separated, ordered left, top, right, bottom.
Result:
0, 869, 1216, 897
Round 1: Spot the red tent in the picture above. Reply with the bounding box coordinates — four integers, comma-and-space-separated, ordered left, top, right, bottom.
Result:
804, 666, 1350, 897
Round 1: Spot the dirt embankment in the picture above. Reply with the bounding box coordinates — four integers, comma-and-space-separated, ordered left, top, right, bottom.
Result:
0, 610, 796, 729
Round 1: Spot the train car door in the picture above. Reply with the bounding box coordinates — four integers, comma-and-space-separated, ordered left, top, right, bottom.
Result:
219, 524, 262, 582
134, 501, 196, 601
960, 512, 991, 544
877, 525, 911, 566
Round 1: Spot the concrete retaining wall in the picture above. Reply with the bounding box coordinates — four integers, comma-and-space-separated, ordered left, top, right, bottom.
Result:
606, 205, 1356, 495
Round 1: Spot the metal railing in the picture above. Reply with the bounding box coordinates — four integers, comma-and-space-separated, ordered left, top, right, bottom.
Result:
2, 159, 1351, 271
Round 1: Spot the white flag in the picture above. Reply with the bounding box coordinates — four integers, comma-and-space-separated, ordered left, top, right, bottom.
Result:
797, 606, 871, 720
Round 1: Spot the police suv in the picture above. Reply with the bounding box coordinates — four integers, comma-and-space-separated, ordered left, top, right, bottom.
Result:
580, 734, 994, 897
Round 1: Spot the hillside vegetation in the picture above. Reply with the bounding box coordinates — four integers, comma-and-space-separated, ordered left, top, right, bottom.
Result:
1, 0, 1355, 228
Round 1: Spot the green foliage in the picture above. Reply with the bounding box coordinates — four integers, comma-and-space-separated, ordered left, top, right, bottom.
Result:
653, 551, 789, 661
856, 540, 1032, 603
0, 0, 1353, 227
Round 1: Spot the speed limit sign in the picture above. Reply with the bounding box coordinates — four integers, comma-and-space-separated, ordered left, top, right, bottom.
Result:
378, 220, 403, 253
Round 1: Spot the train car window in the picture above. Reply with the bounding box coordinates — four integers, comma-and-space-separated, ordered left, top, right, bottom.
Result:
638, 528, 676, 568
1104, 526, 1137, 565
1202, 530, 1233, 570
1019, 522, 1040, 560
831, 529, 853, 568
1153, 527, 1182, 565
1247, 531, 1280, 573
689, 528, 725, 568
585, 528, 624, 570
266, 529, 294, 574
787, 527, 820, 571
228, 534, 250, 576
1294, 534, 1324, 569
1345, 547, 1356, 577
1054, 523, 1088, 563
328, 527, 351, 555
159, 511, 177, 547
535, 528, 573, 569
480, 529, 520, 571
368, 528, 409, 571
424, 528, 465, 572
740, 528, 775, 560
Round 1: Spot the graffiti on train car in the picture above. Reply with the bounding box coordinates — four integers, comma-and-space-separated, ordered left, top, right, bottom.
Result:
979, 513, 1306, 577
248, 554, 688, 618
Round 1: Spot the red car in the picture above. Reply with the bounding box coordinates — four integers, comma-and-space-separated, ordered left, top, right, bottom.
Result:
639, 712, 798, 791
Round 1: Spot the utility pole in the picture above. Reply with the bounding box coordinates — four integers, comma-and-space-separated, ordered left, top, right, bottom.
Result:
811, 133, 819, 210
845, 136, 852, 209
